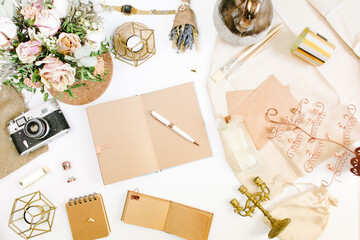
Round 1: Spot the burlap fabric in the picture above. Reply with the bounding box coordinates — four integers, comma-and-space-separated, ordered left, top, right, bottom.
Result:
172, 1, 197, 29
0, 85, 48, 179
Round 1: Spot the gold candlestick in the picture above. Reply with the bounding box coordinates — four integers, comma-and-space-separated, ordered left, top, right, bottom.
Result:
230, 177, 291, 239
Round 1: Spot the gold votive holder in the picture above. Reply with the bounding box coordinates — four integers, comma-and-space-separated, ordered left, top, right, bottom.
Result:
8, 191, 56, 239
113, 22, 156, 67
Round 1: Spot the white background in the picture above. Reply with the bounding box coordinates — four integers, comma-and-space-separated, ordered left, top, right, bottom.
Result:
0, 0, 359, 240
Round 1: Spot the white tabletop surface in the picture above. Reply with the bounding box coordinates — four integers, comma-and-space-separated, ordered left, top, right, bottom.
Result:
0, 0, 359, 240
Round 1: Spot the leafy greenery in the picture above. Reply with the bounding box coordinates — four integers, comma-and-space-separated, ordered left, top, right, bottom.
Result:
3, 1, 110, 101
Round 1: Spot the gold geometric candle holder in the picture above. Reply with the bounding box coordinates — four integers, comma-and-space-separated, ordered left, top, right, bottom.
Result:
230, 177, 291, 239
113, 21, 156, 67
8, 191, 56, 239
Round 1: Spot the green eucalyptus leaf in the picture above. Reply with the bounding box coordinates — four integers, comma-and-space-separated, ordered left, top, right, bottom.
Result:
43, 93, 49, 101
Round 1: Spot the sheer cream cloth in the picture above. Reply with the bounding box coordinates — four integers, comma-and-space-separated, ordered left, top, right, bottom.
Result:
263, 185, 338, 240
273, 0, 360, 105
207, 10, 360, 197
307, 0, 360, 58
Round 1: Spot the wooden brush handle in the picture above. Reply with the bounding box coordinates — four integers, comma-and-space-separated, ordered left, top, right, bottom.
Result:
236, 24, 283, 62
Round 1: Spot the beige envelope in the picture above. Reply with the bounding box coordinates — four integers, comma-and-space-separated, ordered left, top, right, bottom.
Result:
122, 191, 213, 240
226, 75, 298, 150
86, 82, 212, 185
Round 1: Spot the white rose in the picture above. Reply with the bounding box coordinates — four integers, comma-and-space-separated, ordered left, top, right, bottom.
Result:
0, 17, 17, 49
74, 46, 98, 67
52, 0, 70, 19
93, 3, 103, 13
34, 9, 61, 36
85, 30, 105, 51
91, 22, 98, 30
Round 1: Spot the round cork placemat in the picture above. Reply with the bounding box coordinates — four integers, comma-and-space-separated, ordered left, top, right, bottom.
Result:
48, 52, 113, 105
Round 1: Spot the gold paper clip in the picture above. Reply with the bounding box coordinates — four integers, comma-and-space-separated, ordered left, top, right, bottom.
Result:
131, 188, 140, 200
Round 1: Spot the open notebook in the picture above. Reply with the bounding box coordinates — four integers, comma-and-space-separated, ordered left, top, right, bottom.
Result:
121, 190, 213, 240
86, 82, 212, 185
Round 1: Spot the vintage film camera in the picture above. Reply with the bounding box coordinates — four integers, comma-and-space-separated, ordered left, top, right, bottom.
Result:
7, 100, 70, 156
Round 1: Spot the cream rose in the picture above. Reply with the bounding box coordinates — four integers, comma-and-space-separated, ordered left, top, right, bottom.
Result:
16, 40, 42, 63
36, 56, 76, 91
20, 5, 39, 20
0, 17, 17, 49
57, 33, 81, 55
34, 9, 61, 36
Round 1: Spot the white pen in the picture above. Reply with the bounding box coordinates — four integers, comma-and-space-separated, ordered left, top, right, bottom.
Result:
150, 110, 200, 146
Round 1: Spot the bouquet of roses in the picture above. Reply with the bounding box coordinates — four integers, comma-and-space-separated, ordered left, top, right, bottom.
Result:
0, 0, 110, 100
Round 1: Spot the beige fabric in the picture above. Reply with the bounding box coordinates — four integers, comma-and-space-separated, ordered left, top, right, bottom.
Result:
172, 4, 197, 29
273, 0, 360, 105
263, 186, 338, 240
307, 0, 360, 57
358, 180, 360, 239
207, 10, 360, 198
0, 85, 48, 179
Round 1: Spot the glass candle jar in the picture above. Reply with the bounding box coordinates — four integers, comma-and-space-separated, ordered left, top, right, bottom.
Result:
217, 115, 263, 172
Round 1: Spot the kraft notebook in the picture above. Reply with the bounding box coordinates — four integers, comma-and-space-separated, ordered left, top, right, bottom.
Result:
86, 82, 212, 185
121, 190, 213, 240
65, 193, 110, 240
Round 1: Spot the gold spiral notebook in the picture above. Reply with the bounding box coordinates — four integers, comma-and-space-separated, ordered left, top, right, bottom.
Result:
65, 193, 111, 240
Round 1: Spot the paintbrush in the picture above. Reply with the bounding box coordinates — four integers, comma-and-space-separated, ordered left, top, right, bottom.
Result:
211, 23, 283, 83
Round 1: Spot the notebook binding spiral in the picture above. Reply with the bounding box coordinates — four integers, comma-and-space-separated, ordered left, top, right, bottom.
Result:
68, 193, 98, 206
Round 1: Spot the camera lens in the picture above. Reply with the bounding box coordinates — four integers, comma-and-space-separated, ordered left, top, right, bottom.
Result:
24, 118, 50, 139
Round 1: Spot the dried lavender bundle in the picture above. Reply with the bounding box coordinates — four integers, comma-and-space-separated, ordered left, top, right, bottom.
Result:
170, 24, 198, 52
170, 1, 198, 53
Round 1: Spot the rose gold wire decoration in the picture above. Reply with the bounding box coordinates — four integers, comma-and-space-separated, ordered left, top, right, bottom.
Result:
8, 191, 56, 239
113, 22, 156, 67
265, 99, 359, 186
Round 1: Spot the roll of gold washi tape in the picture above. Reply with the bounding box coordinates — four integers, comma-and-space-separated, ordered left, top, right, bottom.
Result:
291, 28, 335, 66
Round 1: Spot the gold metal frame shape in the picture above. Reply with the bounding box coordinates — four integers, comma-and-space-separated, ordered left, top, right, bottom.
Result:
113, 22, 156, 67
8, 191, 56, 239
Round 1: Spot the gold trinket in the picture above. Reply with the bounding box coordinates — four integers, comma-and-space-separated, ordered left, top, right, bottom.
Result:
8, 191, 56, 239
113, 22, 156, 67
230, 177, 291, 239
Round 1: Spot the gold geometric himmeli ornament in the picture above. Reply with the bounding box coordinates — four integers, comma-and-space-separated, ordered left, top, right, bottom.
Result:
113, 21, 156, 67
8, 191, 56, 239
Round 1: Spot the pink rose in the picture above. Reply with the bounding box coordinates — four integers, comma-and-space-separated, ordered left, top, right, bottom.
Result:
57, 33, 81, 55
20, 5, 39, 20
0, 17, 17, 49
29, 0, 44, 8
16, 40, 42, 63
24, 77, 41, 88
36, 56, 76, 91
34, 9, 61, 36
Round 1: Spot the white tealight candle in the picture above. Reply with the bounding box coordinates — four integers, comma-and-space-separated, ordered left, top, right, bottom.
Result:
127, 35, 144, 52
